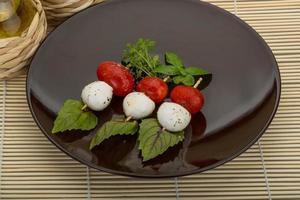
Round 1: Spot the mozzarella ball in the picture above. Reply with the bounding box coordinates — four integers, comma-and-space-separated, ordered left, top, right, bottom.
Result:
123, 92, 155, 119
157, 102, 191, 132
81, 81, 113, 111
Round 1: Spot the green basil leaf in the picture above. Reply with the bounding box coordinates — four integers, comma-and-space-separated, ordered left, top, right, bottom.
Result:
138, 118, 184, 161
173, 76, 184, 84
178, 67, 188, 76
52, 99, 98, 134
173, 75, 195, 86
111, 114, 126, 121
165, 52, 184, 67
154, 65, 180, 75
185, 67, 210, 76
90, 121, 139, 149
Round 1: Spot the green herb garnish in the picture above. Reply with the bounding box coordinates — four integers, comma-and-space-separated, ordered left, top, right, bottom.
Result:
154, 52, 210, 86
138, 118, 184, 161
52, 99, 98, 134
122, 38, 211, 86
90, 120, 139, 150
122, 38, 160, 79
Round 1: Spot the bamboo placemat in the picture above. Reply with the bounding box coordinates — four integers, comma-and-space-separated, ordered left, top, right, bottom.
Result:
1, 0, 300, 199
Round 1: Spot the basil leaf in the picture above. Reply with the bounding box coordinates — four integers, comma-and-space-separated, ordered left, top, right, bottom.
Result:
165, 52, 184, 67
154, 65, 180, 75
52, 99, 98, 134
111, 114, 126, 121
90, 121, 139, 149
186, 67, 210, 76
173, 75, 195, 86
178, 67, 188, 76
138, 118, 184, 161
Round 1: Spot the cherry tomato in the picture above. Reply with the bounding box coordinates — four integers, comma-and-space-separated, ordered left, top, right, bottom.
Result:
97, 61, 134, 97
136, 77, 168, 103
170, 85, 204, 114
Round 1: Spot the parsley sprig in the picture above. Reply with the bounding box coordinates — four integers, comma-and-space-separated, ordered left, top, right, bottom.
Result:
122, 38, 210, 86
122, 38, 160, 79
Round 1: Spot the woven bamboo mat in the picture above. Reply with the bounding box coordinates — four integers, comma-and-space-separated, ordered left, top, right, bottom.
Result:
1, 0, 300, 199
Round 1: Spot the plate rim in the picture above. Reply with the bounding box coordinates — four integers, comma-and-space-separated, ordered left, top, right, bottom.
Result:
26, 0, 282, 178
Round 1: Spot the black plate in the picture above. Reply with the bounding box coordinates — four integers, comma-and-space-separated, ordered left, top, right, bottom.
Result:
27, 0, 281, 178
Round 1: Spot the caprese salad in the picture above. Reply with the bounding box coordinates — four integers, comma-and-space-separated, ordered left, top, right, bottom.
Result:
52, 38, 212, 161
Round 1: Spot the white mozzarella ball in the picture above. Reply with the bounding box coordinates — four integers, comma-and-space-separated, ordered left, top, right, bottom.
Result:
123, 92, 155, 119
81, 81, 113, 111
157, 102, 191, 132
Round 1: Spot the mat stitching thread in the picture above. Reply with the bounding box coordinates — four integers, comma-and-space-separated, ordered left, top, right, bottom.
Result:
0, 81, 6, 197
234, 0, 238, 15
175, 177, 180, 199
259, 141, 272, 200
233, 1, 272, 199
86, 167, 91, 200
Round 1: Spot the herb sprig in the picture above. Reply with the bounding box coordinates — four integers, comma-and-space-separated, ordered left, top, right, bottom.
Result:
122, 38, 210, 86
154, 52, 210, 86
122, 38, 160, 80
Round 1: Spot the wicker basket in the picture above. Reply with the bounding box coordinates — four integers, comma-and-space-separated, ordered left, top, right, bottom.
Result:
0, 0, 47, 80
42, 0, 104, 27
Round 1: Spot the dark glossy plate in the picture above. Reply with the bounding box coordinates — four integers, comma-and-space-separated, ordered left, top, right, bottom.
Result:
27, 0, 281, 178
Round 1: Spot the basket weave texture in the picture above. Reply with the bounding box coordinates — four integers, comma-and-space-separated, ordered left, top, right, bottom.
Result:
41, 0, 104, 26
0, 0, 47, 80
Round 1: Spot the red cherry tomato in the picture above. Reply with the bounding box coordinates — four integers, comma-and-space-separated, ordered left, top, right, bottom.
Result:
97, 61, 134, 97
170, 85, 204, 114
136, 77, 168, 103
